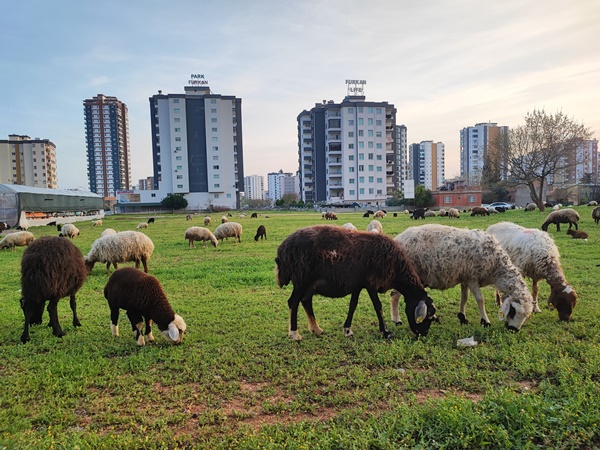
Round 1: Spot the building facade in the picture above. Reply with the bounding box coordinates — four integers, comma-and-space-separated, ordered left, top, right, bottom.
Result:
460, 122, 508, 186
297, 95, 397, 206
244, 174, 264, 200
409, 141, 445, 191
0, 135, 58, 188
148, 84, 244, 210
267, 170, 297, 202
394, 125, 408, 191
83, 94, 131, 197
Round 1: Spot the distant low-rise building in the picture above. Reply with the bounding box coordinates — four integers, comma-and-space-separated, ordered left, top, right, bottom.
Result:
0, 135, 58, 189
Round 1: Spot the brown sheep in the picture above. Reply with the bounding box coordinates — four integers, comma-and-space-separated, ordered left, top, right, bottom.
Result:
20, 237, 88, 343
275, 225, 437, 340
541, 209, 580, 232
566, 229, 589, 240
470, 206, 490, 217
592, 206, 600, 225
254, 225, 267, 241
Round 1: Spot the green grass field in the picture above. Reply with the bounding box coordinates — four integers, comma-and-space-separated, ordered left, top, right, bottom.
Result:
0, 208, 599, 449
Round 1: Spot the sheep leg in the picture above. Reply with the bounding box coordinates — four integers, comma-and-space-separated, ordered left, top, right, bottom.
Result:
20, 299, 34, 343
457, 284, 470, 325
366, 288, 392, 338
389, 289, 402, 325
47, 298, 66, 337
110, 307, 120, 337
105, 262, 111, 275
126, 310, 145, 346
469, 283, 491, 327
287, 287, 305, 341
145, 319, 155, 342
343, 291, 360, 337
70, 294, 81, 327
141, 256, 149, 273
300, 288, 323, 336
531, 279, 541, 313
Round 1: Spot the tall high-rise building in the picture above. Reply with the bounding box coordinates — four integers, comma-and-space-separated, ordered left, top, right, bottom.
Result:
149, 82, 244, 209
244, 175, 264, 200
460, 122, 508, 186
83, 94, 131, 197
409, 141, 445, 191
394, 125, 408, 190
552, 138, 599, 185
267, 170, 297, 202
0, 134, 58, 188
297, 95, 397, 205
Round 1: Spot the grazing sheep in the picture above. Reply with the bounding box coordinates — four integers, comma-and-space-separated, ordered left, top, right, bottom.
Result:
447, 208, 460, 219
147, 217, 155, 224
221, 216, 228, 224
20, 237, 88, 343
342, 223, 357, 231
362, 212, 370, 218
104, 267, 186, 346
367, 219, 383, 234
374, 210, 386, 218
567, 229, 589, 240
57, 224, 62, 232
239, 213, 247, 219
186, 214, 192, 221
136, 222, 148, 230
424, 210, 436, 218
393, 213, 398, 217
592, 206, 600, 225
525, 203, 537, 212
471, 206, 490, 217
185, 226, 218, 248
410, 208, 427, 220
59, 223, 80, 239
487, 222, 577, 321
85, 231, 155, 274
93, 220, 103, 227
214, 222, 242, 243
541, 208, 580, 232
587, 201, 598, 206
204, 216, 211, 226
391, 224, 534, 331
251, 212, 258, 218
0, 231, 35, 251
324, 212, 338, 220
0, 222, 9, 232
552, 204, 563, 211
438, 209, 448, 217
275, 225, 437, 340
254, 225, 267, 241
101, 228, 117, 237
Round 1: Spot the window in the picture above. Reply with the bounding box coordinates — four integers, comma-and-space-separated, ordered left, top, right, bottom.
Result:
212, 128, 218, 132
214, 184, 220, 188
349, 167, 355, 172
175, 137, 181, 142
174, 118, 181, 123
213, 165, 220, 170
359, 176, 364, 183
376, 120, 382, 126
469, 195, 476, 203
376, 166, 382, 172
348, 120, 354, 126
173, 108, 180, 113
214, 194, 220, 199
349, 178, 355, 184
212, 137, 218, 142
348, 143, 354, 149
376, 131, 382, 138
376, 108, 382, 114
210, 99, 217, 104
369, 188, 374, 194
176, 147, 182, 151
368, 141, 374, 148
368, 165, 374, 171
377, 177, 382, 183
211, 108, 217, 113
214, 174, 220, 179
173, 99, 180, 103
177, 184, 183, 189
176, 165, 182, 170
213, 156, 219, 160
349, 189, 355, 195
358, 130, 364, 137
176, 175, 183, 179
359, 188, 364, 194
359, 142, 364, 149
176, 156, 182, 161
358, 166, 364, 173
348, 155, 354, 161
358, 118, 364, 125
376, 155, 382, 160
174, 127, 181, 132
368, 130, 374, 137
348, 108, 354, 113
376, 143, 383, 149
348, 131, 354, 138
369, 176, 374, 183
358, 107, 363, 113
211, 118, 217, 123
368, 153, 374, 160
368, 118, 373, 125
359, 153, 364, 160
444, 195, 452, 204
212, 146, 218, 151
368, 107, 373, 113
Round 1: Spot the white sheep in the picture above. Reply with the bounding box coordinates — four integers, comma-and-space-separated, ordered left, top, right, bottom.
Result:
587, 201, 598, 206
17, 218, 30, 231
85, 230, 155, 274
204, 216, 211, 226
0, 231, 35, 251
101, 228, 117, 237
438, 209, 447, 217
93, 220, 103, 227
104, 267, 186, 346
367, 219, 383, 234
424, 210, 436, 218
136, 222, 148, 230
59, 223, 80, 239
552, 203, 563, 211
214, 222, 242, 243
373, 210, 386, 218
448, 208, 460, 218
342, 223, 357, 231
525, 203, 537, 212
487, 221, 577, 321
184, 226, 218, 248
221, 216, 228, 224
390, 224, 534, 331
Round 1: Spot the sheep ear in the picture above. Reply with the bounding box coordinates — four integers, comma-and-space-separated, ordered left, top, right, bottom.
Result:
415, 300, 427, 324
498, 297, 512, 321
168, 322, 179, 341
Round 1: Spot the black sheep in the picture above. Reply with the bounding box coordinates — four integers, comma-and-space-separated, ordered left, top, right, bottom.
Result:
20, 236, 88, 343
251, 212, 258, 218
275, 225, 437, 339
104, 267, 186, 346
147, 217, 155, 224
254, 225, 267, 241
410, 208, 427, 220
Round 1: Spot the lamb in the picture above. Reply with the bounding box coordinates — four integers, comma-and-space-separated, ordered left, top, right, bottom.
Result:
0, 231, 35, 251
254, 225, 267, 241
275, 225, 437, 340
367, 219, 383, 233
566, 229, 589, 240
59, 223, 80, 239
487, 222, 577, 321
470, 206, 490, 217
592, 206, 600, 225
373, 210, 386, 218
85, 230, 155, 274
185, 226, 218, 248
93, 220, 103, 227
552, 204, 563, 211
104, 267, 186, 346
186, 214, 192, 221
391, 224, 534, 331
342, 223, 357, 231
587, 201, 598, 206
221, 216, 228, 224
101, 228, 117, 237
251, 212, 258, 218
20, 236, 88, 343
541, 208, 580, 232
204, 216, 211, 226
214, 222, 242, 243
136, 222, 148, 230
447, 208, 460, 219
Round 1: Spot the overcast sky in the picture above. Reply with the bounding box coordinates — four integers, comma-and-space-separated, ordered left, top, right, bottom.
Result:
2, 0, 599, 191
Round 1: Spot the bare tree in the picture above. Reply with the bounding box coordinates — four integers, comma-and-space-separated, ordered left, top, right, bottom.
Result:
500, 109, 592, 211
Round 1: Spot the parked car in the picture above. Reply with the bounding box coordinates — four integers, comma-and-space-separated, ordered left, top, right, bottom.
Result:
489, 202, 515, 210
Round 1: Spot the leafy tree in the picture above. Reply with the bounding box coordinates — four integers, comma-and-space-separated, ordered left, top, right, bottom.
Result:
386, 190, 405, 207
414, 185, 433, 208
498, 109, 591, 212
161, 193, 188, 211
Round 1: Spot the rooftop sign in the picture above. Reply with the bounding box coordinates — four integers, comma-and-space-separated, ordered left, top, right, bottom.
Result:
188, 74, 209, 86
346, 79, 366, 96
